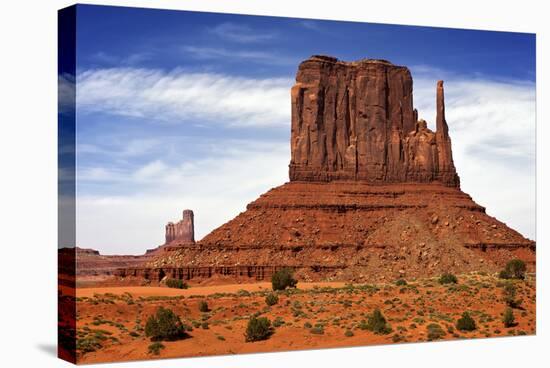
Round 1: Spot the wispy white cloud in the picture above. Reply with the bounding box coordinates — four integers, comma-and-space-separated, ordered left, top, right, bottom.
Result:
89, 51, 152, 66
299, 20, 325, 32
76, 141, 289, 254
207, 22, 277, 43
58, 73, 75, 113
77, 67, 292, 126
182, 45, 295, 65
78, 138, 163, 159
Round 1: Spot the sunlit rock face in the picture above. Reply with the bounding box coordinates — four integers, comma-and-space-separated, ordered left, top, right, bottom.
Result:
289, 55, 459, 187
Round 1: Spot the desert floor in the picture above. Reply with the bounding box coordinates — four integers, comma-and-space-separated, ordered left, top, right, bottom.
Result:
73, 273, 536, 364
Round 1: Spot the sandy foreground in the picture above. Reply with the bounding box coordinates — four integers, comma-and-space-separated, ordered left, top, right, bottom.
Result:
72, 275, 536, 364
76, 281, 347, 298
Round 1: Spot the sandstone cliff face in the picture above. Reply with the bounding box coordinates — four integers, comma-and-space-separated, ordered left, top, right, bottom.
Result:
289, 55, 459, 187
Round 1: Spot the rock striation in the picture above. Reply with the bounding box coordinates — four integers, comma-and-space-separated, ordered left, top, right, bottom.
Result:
64, 247, 154, 277
289, 55, 459, 187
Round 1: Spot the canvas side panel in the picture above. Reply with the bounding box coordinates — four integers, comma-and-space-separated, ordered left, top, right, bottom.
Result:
58, 4, 77, 364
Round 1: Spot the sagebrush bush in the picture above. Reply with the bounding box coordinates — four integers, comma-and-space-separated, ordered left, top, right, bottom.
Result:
145, 307, 187, 341
148, 342, 165, 355
366, 308, 392, 335
265, 293, 279, 306
165, 278, 188, 289
439, 273, 458, 285
198, 300, 209, 312
456, 312, 476, 331
499, 259, 527, 280
271, 268, 298, 291
272, 317, 284, 327
245, 316, 272, 342
76, 336, 102, 353
395, 278, 407, 286
310, 326, 324, 334
502, 282, 522, 308
503, 307, 516, 327
426, 323, 446, 341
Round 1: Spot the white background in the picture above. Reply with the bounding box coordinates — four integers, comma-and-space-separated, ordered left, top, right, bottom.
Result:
0, 0, 547, 367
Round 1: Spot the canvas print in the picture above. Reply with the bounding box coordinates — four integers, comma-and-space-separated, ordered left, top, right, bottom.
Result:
58, 4, 536, 364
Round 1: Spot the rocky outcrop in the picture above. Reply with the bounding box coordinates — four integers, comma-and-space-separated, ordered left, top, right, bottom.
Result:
73, 247, 153, 276
289, 55, 459, 187
165, 209, 195, 244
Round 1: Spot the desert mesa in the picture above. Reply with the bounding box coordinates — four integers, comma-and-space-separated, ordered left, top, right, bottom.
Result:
73, 55, 535, 285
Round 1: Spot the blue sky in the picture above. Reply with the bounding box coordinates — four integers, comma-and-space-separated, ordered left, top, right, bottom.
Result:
75, 5, 535, 80
69, 4, 536, 254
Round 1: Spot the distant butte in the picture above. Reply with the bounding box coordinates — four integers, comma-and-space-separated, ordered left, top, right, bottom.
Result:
117, 56, 535, 284
165, 209, 195, 244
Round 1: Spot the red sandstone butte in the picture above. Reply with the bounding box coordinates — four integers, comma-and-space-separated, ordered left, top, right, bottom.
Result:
165, 209, 195, 244
289, 56, 459, 187
117, 56, 535, 284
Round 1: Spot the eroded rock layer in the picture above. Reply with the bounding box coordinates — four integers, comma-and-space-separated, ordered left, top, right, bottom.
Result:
123, 182, 534, 283
74, 247, 153, 277
289, 56, 459, 187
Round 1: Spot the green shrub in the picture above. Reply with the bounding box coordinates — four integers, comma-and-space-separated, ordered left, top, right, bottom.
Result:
265, 293, 279, 306
273, 317, 285, 327
426, 323, 446, 341
148, 342, 165, 355
165, 278, 188, 289
271, 268, 297, 291
310, 326, 324, 335
76, 336, 102, 353
439, 273, 458, 285
502, 283, 522, 308
456, 312, 476, 331
198, 300, 209, 312
499, 259, 527, 280
245, 316, 273, 342
392, 334, 405, 343
356, 320, 366, 330
303, 321, 312, 329
345, 329, 354, 337
503, 307, 516, 327
395, 279, 407, 286
145, 307, 187, 341
366, 308, 392, 335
